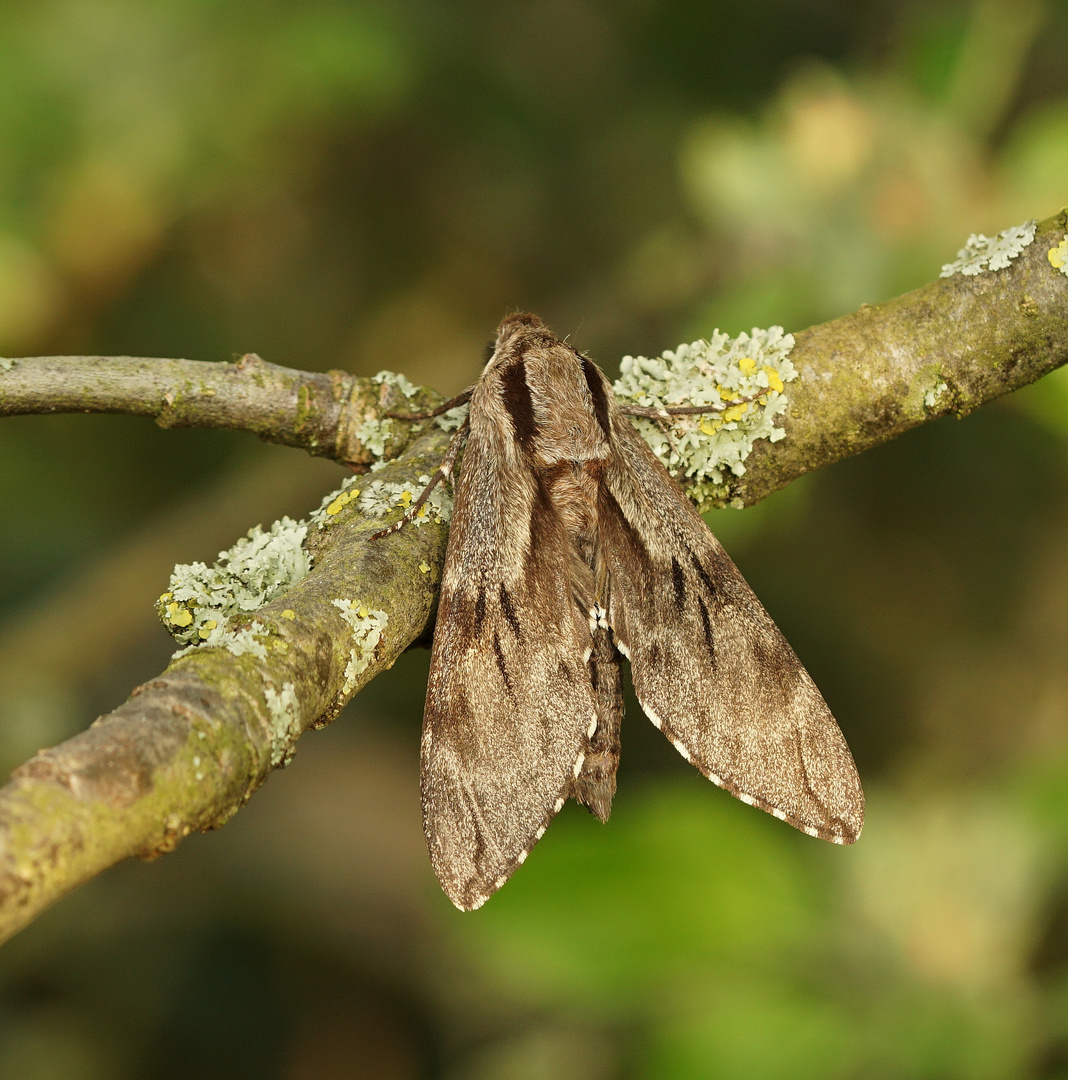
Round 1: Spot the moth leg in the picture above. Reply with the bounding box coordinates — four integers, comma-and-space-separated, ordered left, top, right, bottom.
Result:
646, 415, 689, 483
370, 417, 470, 540
386, 387, 474, 421
618, 388, 767, 421
573, 614, 623, 822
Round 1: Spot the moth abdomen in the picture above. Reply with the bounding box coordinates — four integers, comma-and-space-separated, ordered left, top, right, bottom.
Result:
573, 624, 623, 823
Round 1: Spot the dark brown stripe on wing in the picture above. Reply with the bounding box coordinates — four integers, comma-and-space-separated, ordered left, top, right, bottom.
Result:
697, 597, 716, 663
690, 551, 717, 599
473, 589, 487, 635
581, 357, 612, 438
498, 583, 521, 638
492, 630, 514, 695
671, 556, 687, 608
501, 360, 538, 450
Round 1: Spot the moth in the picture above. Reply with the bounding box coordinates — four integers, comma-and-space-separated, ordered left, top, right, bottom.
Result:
382, 313, 863, 910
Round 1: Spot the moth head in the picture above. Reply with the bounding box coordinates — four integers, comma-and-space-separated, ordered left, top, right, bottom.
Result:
493, 312, 546, 357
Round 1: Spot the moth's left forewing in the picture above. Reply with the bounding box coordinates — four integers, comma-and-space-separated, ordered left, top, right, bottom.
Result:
594, 373, 864, 844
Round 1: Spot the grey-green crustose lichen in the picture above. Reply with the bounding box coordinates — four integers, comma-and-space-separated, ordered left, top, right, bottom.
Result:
612, 326, 798, 512
371, 369, 420, 399
307, 472, 453, 531
357, 475, 452, 525
309, 475, 363, 528
159, 445, 445, 662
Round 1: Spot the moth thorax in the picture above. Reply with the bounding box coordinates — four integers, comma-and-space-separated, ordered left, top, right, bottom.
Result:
540, 461, 601, 538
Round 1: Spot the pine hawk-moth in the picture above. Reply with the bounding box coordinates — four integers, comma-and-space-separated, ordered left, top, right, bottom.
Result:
381, 312, 863, 910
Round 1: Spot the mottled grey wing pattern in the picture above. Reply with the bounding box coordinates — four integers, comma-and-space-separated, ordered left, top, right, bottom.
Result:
597, 388, 864, 844
421, 393, 598, 911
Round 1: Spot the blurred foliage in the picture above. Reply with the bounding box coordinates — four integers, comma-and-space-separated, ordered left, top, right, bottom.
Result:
3, 0, 1068, 1077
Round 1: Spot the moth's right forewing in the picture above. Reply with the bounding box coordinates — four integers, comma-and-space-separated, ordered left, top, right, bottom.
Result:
598, 400, 864, 844
421, 374, 597, 911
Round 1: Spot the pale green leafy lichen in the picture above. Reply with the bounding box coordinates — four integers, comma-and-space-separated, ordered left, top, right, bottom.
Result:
371, 369, 420, 399
264, 681, 301, 766
436, 404, 469, 432
220, 625, 269, 659
159, 517, 310, 650
173, 623, 269, 661
940, 220, 1036, 278
924, 381, 948, 409
0, 357, 15, 371
358, 475, 453, 525
354, 417, 394, 458
331, 600, 388, 698
613, 327, 797, 512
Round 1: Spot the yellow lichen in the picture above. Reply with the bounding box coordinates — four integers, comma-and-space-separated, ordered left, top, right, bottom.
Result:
281, 609, 296, 620
737, 357, 756, 373
419, 561, 431, 574
166, 603, 194, 628
763, 367, 785, 393
1049, 238, 1068, 269
325, 488, 360, 516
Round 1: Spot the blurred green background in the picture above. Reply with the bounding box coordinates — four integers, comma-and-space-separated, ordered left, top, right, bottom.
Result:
2, 0, 1068, 1076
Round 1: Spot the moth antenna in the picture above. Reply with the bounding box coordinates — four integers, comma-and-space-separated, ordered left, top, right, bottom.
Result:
386, 387, 474, 422
370, 417, 470, 540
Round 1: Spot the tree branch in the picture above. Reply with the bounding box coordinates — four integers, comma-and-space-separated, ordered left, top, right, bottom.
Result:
735, 210, 1068, 505
0, 429, 450, 944
0, 209, 1065, 943
0, 351, 433, 469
